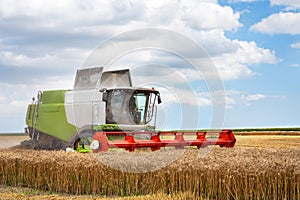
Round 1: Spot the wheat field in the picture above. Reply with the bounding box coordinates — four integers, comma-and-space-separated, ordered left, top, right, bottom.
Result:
0, 134, 299, 199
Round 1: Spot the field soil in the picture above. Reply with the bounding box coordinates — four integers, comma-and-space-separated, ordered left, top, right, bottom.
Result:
0, 135, 29, 149
235, 135, 300, 148
234, 130, 300, 135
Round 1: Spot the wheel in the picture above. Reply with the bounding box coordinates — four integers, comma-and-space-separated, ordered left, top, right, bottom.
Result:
92, 132, 109, 153
73, 130, 94, 153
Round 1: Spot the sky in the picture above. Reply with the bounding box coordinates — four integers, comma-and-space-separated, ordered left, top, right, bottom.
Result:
0, 0, 300, 132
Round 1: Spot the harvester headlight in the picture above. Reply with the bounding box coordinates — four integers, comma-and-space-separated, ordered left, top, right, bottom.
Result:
90, 140, 100, 150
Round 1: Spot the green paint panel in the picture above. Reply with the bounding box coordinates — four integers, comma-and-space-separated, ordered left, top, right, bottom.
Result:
25, 104, 34, 126
26, 90, 77, 142
93, 124, 119, 131
42, 90, 68, 104
35, 103, 77, 141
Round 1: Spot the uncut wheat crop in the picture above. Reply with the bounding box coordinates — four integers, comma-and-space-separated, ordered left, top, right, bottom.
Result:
0, 147, 299, 200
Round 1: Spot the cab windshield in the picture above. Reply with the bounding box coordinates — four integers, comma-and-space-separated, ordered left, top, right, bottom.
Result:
105, 89, 159, 125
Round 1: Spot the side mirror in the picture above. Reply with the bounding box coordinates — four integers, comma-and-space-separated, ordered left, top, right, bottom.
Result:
99, 88, 108, 102
158, 95, 162, 104
102, 92, 108, 102
99, 88, 106, 93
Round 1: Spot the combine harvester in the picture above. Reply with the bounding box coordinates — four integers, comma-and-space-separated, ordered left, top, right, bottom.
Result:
24, 67, 236, 152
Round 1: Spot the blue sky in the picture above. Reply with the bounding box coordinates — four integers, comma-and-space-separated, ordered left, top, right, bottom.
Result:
0, 0, 300, 132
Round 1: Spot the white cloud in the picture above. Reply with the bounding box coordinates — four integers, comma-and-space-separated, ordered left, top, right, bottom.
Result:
0, 100, 28, 115
0, 0, 144, 25
290, 64, 299, 67
242, 94, 265, 101
0, 0, 276, 83
100, 29, 278, 81
223, 90, 266, 108
225, 96, 236, 109
213, 40, 278, 80
291, 42, 300, 48
0, 76, 74, 130
0, 0, 240, 36
107, 0, 241, 32
182, 2, 241, 31
195, 29, 239, 56
250, 12, 300, 35
235, 41, 278, 65
0, 47, 90, 69
241, 94, 265, 106
192, 90, 266, 109
158, 87, 208, 107
156, 87, 266, 109
1, 51, 58, 68
0, 94, 6, 103
270, 0, 300, 10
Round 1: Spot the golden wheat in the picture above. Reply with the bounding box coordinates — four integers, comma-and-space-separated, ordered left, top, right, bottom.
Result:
0, 147, 299, 200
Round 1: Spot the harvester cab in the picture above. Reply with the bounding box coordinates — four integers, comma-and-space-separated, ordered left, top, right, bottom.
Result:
66, 67, 162, 133
102, 88, 161, 127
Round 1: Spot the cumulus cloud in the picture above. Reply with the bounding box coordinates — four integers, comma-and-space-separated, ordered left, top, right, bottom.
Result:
270, 0, 300, 10
154, 87, 266, 110
290, 64, 299, 67
291, 42, 300, 48
157, 86, 204, 107
0, 0, 275, 83
213, 40, 278, 80
182, 2, 241, 31
0, 94, 6, 103
91, 29, 278, 81
0, 47, 91, 85
225, 91, 266, 108
0, 0, 240, 40
250, 12, 300, 35
242, 94, 265, 101
161, 89, 267, 109
0, 100, 28, 115
0, 0, 145, 28
0, 51, 59, 68
241, 94, 265, 106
